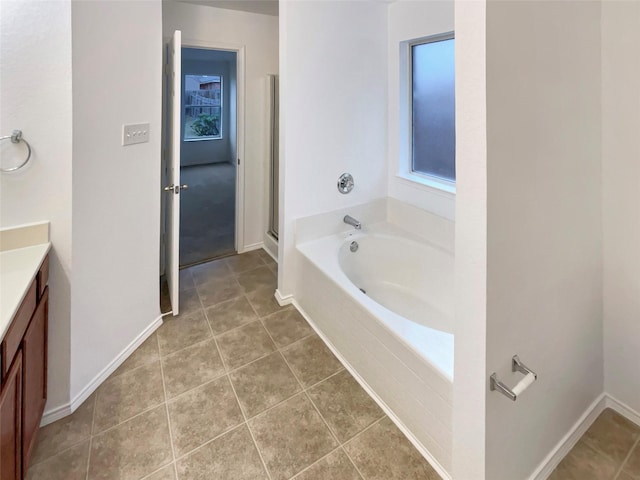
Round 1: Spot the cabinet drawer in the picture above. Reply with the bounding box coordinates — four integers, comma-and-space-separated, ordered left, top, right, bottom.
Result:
37, 256, 49, 300
2, 280, 36, 379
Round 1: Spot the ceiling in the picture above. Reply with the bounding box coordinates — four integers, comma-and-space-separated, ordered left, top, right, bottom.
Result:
172, 0, 279, 17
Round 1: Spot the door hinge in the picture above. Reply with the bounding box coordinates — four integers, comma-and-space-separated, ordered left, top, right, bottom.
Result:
237, 158, 240, 165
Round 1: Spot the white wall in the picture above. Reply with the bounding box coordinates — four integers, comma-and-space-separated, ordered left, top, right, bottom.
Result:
386, 0, 455, 220
163, 1, 278, 250
278, 0, 388, 297
452, 0, 487, 478
0, 0, 73, 411
70, 0, 162, 400
602, 1, 640, 416
485, 2, 603, 479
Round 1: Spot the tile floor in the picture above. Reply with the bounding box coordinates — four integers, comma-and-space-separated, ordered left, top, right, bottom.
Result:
28, 250, 440, 480
550, 408, 640, 480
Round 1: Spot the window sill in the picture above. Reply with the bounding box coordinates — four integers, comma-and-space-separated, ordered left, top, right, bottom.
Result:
395, 172, 456, 197
184, 137, 223, 143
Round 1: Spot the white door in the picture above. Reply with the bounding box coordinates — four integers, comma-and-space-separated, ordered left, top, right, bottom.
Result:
165, 30, 184, 316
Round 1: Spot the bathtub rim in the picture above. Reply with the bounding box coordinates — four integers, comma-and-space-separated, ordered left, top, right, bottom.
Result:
296, 221, 454, 383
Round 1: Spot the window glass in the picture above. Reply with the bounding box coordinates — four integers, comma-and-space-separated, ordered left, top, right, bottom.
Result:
411, 37, 455, 182
184, 75, 222, 141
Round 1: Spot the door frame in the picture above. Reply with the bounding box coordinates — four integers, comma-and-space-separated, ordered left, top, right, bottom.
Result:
162, 38, 246, 267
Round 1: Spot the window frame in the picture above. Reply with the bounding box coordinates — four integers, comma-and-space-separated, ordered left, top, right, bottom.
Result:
398, 32, 456, 195
183, 74, 224, 142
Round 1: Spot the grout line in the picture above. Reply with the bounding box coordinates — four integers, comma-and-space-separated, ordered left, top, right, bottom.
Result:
139, 462, 174, 480
202, 295, 274, 480
159, 345, 178, 467
287, 445, 343, 479
85, 389, 98, 480
341, 445, 367, 480
304, 388, 341, 443
613, 437, 640, 480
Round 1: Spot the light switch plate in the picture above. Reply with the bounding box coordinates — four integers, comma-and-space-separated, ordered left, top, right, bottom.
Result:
122, 123, 150, 146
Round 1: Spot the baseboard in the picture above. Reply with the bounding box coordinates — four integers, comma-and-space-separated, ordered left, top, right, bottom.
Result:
263, 233, 278, 261
606, 394, 640, 428
274, 289, 294, 306
529, 392, 608, 480
41, 315, 164, 427
292, 299, 452, 480
238, 242, 264, 254
40, 402, 73, 426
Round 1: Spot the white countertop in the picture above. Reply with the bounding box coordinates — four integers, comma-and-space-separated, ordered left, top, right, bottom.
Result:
0, 243, 51, 340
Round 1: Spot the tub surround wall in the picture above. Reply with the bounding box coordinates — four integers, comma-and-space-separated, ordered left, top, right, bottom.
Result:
485, 2, 603, 479
602, 0, 640, 418
278, 0, 388, 299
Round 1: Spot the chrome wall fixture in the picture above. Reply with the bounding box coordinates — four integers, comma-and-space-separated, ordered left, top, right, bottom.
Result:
337, 173, 354, 194
490, 355, 538, 401
0, 130, 32, 173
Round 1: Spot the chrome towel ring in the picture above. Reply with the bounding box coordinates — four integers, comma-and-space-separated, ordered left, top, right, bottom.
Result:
1, 130, 32, 173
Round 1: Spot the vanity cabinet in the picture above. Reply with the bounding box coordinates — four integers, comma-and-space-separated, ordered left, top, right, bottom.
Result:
0, 255, 48, 480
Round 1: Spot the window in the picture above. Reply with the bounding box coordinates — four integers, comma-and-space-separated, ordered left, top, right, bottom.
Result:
410, 33, 455, 183
184, 74, 222, 141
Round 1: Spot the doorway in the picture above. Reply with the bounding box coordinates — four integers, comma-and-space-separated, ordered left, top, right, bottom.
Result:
180, 48, 238, 266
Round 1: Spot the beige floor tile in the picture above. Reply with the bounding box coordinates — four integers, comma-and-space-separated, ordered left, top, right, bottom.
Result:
344, 417, 440, 480
180, 268, 195, 290
282, 335, 343, 388
196, 276, 244, 308
29, 394, 95, 465
205, 296, 258, 335
93, 361, 164, 433
89, 406, 172, 480
308, 370, 383, 442
249, 393, 338, 480
548, 439, 618, 480
167, 376, 243, 457
176, 425, 268, 480
262, 308, 313, 348
246, 286, 285, 318
143, 464, 176, 480
583, 409, 640, 463
294, 449, 362, 480
161, 339, 225, 399
178, 287, 202, 317
189, 259, 232, 286
256, 249, 273, 263
111, 333, 159, 378
230, 352, 301, 418
26, 440, 90, 480
623, 442, 640, 477
216, 320, 276, 369
263, 257, 278, 271
225, 251, 265, 274
156, 311, 212, 356
235, 266, 276, 293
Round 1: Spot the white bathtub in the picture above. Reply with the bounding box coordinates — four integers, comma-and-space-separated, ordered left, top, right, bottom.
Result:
295, 221, 454, 477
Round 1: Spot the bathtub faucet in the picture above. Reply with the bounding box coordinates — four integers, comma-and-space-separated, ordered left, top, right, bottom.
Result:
343, 215, 362, 230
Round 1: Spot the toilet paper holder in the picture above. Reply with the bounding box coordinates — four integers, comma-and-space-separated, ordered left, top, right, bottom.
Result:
490, 355, 537, 401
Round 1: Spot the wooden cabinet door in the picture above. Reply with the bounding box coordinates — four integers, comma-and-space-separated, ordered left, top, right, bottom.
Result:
21, 287, 47, 473
0, 355, 22, 480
